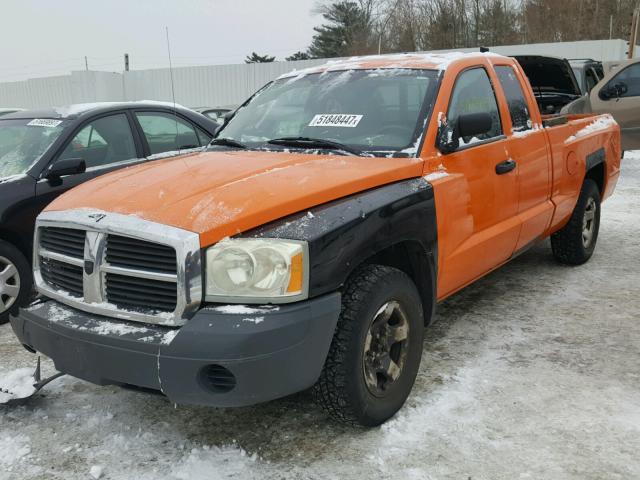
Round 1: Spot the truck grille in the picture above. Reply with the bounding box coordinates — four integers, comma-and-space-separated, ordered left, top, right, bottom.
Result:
106, 235, 177, 274
105, 273, 177, 312
39, 257, 84, 297
40, 227, 86, 258
34, 212, 201, 327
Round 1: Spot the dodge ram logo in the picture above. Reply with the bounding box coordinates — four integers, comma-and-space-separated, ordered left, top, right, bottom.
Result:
84, 260, 95, 275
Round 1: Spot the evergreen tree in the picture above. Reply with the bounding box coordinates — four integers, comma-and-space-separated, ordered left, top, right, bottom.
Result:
286, 51, 312, 61
244, 52, 276, 63
308, 1, 374, 58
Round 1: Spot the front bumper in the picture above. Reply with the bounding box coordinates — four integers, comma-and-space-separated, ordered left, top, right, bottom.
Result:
10, 293, 341, 407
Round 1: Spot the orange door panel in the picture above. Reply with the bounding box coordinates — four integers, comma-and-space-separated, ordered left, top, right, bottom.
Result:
433, 138, 519, 298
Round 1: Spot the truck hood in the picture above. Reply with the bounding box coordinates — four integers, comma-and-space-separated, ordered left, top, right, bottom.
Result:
514, 55, 582, 97
46, 150, 424, 246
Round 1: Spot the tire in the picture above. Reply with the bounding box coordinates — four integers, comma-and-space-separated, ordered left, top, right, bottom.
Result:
0, 240, 32, 325
551, 179, 601, 265
313, 264, 425, 427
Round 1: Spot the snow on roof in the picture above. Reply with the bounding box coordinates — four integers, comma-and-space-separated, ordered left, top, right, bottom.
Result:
278, 51, 505, 80
54, 100, 187, 117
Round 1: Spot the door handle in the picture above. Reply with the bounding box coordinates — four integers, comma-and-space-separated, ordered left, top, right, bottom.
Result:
495, 159, 517, 175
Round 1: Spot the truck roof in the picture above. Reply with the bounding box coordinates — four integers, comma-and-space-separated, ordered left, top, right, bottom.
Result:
279, 52, 508, 79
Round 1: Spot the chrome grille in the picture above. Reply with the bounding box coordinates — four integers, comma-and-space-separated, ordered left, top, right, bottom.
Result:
105, 272, 177, 312
39, 257, 83, 297
40, 227, 85, 258
106, 235, 177, 274
34, 210, 202, 326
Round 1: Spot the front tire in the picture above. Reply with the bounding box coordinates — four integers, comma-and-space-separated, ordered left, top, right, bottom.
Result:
313, 265, 424, 427
0, 241, 32, 325
551, 179, 601, 265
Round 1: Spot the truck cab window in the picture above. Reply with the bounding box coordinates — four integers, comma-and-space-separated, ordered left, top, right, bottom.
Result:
495, 65, 533, 133
58, 114, 137, 169
448, 68, 503, 142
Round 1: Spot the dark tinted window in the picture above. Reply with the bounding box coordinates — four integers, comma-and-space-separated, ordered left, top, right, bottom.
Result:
448, 68, 503, 143
495, 66, 533, 133
136, 112, 202, 155
608, 63, 640, 98
59, 114, 136, 168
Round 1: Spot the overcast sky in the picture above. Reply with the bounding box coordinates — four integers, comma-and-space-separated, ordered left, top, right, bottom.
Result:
0, 0, 320, 82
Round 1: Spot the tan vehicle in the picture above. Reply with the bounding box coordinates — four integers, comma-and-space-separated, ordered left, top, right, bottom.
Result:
563, 58, 640, 151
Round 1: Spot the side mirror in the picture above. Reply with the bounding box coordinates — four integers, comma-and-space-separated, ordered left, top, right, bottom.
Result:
44, 157, 86, 180
600, 82, 628, 100
436, 122, 459, 155
436, 112, 493, 155
457, 112, 493, 139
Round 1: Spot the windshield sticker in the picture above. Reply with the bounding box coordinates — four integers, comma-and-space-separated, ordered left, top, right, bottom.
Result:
309, 114, 363, 128
27, 119, 63, 128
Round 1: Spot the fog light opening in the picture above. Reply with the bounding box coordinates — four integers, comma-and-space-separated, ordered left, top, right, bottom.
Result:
199, 364, 236, 393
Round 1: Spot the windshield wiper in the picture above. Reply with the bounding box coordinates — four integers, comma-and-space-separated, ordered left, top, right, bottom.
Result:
267, 137, 361, 156
209, 137, 247, 149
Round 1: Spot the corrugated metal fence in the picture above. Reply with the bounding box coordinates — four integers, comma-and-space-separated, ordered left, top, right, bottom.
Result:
0, 39, 635, 110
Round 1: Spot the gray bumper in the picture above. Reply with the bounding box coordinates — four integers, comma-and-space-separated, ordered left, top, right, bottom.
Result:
10, 293, 341, 407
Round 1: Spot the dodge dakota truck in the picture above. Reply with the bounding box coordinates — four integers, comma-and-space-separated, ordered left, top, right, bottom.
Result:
10, 52, 621, 426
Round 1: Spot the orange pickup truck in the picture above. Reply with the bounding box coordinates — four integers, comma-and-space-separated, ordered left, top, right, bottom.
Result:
11, 52, 621, 426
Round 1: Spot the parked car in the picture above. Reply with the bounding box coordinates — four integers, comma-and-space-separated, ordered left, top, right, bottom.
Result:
194, 107, 233, 123
569, 58, 604, 95
0, 108, 24, 117
514, 55, 582, 114
0, 101, 218, 323
562, 57, 640, 151
11, 53, 621, 426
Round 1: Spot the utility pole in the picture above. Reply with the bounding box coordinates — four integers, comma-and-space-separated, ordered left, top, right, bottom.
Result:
629, 8, 639, 59
84, 56, 88, 71
124, 53, 130, 72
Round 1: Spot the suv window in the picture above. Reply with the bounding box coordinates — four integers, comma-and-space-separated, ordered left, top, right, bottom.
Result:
136, 112, 202, 155
495, 66, 533, 133
607, 63, 640, 98
585, 68, 599, 93
447, 67, 503, 143
58, 114, 137, 169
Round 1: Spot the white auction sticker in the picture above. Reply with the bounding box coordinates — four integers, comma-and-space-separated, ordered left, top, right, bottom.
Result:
27, 119, 63, 128
309, 114, 363, 128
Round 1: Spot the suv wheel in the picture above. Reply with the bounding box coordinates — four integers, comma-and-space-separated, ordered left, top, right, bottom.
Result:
0, 241, 31, 325
313, 264, 424, 426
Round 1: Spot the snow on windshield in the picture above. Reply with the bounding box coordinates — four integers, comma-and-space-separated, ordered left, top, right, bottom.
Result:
0, 119, 65, 179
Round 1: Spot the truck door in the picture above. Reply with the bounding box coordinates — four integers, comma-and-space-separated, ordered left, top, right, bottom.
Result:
590, 60, 640, 151
494, 64, 554, 252
434, 66, 520, 298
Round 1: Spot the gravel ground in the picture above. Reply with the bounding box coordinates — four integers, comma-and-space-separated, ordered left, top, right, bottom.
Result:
1, 152, 639, 480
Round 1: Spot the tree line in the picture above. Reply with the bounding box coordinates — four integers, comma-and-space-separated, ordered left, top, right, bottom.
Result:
246, 0, 639, 62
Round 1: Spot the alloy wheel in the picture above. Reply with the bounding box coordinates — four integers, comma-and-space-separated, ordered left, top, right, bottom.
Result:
0, 256, 21, 314
363, 300, 410, 397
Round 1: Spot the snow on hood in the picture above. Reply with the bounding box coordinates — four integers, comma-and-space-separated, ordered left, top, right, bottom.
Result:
279, 51, 504, 79
45, 149, 423, 247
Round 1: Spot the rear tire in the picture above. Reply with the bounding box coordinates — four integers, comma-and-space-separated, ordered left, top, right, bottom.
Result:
0, 241, 32, 325
551, 179, 601, 265
313, 265, 424, 427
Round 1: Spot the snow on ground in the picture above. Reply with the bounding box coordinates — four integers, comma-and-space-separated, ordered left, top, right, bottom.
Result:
0, 153, 639, 479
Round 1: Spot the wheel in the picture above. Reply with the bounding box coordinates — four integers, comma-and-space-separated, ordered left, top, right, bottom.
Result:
551, 179, 601, 265
0, 240, 32, 325
313, 264, 425, 426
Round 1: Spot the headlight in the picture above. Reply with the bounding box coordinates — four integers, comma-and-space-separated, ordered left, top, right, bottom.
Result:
205, 238, 308, 303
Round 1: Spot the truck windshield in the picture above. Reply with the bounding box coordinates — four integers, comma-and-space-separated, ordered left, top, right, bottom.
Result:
218, 69, 440, 155
0, 119, 65, 178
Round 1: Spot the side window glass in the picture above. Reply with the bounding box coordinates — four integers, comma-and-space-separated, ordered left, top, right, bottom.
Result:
608, 63, 640, 98
585, 69, 598, 93
136, 112, 202, 155
495, 66, 533, 133
58, 114, 136, 168
447, 68, 503, 143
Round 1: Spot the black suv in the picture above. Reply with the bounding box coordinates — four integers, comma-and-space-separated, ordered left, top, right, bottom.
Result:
0, 102, 219, 323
